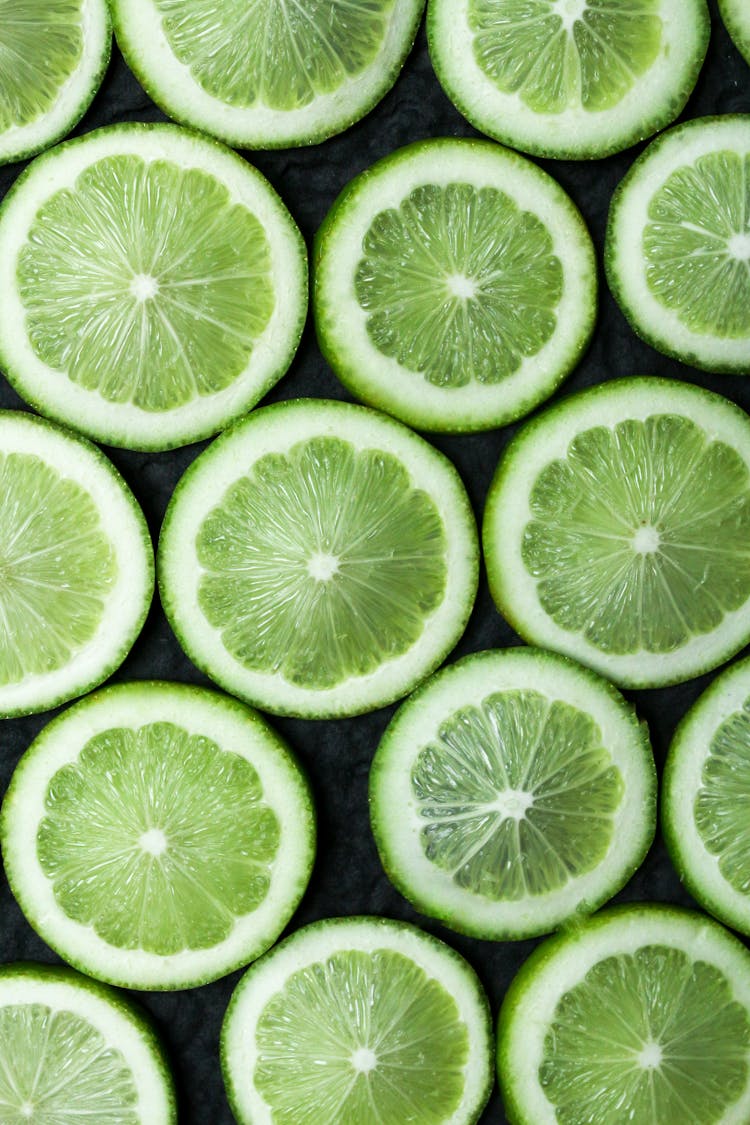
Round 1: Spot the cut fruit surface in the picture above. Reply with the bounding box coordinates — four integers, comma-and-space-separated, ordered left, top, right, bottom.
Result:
159, 399, 478, 718
427, 0, 709, 160
719, 0, 750, 66
0, 964, 175, 1121
315, 139, 596, 432
111, 0, 425, 148
0, 124, 307, 450
0, 0, 111, 166
483, 378, 750, 689
371, 647, 655, 940
1, 682, 315, 990
606, 115, 750, 373
0, 411, 152, 717
222, 916, 493, 1125
498, 904, 750, 1125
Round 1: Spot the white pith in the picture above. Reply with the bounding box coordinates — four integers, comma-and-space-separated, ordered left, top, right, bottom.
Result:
317, 141, 596, 432
484, 379, 750, 688
1, 682, 315, 990
112, 0, 423, 146
223, 919, 491, 1125
0, 126, 306, 450
720, 0, 750, 64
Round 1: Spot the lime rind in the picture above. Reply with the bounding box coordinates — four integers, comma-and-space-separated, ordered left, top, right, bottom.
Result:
111, 0, 425, 148
427, 0, 710, 161
370, 647, 656, 940
720, 0, 750, 65
0, 123, 308, 451
1, 681, 316, 991
314, 138, 597, 433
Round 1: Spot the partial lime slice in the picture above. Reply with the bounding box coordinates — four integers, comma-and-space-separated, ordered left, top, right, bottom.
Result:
427, 0, 709, 160
720, 0, 750, 66
498, 904, 750, 1124
159, 398, 479, 718
315, 139, 596, 433
483, 378, 750, 689
111, 0, 424, 149
0, 963, 175, 1121
0, 124, 307, 451
607, 115, 750, 373
371, 647, 655, 941
222, 916, 493, 1125
1, 681, 315, 991
0, 410, 152, 717
0, 0, 111, 167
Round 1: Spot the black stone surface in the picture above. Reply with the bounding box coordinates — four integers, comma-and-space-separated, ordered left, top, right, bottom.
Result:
0, 5, 749, 1122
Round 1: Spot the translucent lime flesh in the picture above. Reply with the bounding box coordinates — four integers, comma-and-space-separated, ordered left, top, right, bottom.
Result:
153, 0, 394, 110
0, 452, 116, 686
695, 698, 750, 894
540, 945, 750, 1123
37, 721, 280, 955
18, 155, 274, 412
254, 949, 469, 1124
468, 0, 661, 115
522, 415, 750, 654
355, 182, 562, 388
0, 0, 83, 133
644, 151, 750, 338
0, 1002, 138, 1122
196, 436, 447, 690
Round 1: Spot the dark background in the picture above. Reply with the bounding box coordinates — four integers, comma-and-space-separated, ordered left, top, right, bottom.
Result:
1, 4, 749, 1121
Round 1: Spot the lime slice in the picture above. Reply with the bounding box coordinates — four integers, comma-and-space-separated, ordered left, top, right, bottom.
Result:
159, 398, 479, 718
663, 655, 750, 937
0, 410, 152, 717
1, 681, 315, 991
222, 916, 493, 1125
0, 124, 307, 451
606, 115, 750, 374
427, 0, 709, 160
370, 647, 655, 941
483, 377, 750, 689
111, 0, 424, 148
498, 904, 750, 1124
0, 963, 175, 1121
719, 0, 750, 66
0, 0, 111, 167
314, 139, 596, 433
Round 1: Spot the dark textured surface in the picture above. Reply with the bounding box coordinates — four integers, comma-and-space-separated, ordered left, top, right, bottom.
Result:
0, 5, 749, 1122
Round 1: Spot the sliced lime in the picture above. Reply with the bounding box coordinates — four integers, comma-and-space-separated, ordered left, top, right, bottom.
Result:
606, 115, 750, 373
111, 0, 424, 148
427, 0, 709, 160
315, 138, 596, 433
371, 647, 655, 940
0, 963, 175, 1121
159, 398, 478, 718
0, 123, 307, 450
0, 0, 111, 166
484, 377, 750, 689
222, 916, 493, 1125
1, 681, 315, 990
498, 905, 750, 1124
719, 0, 750, 66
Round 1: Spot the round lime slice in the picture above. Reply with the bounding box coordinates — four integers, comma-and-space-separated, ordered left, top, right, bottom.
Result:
314, 138, 596, 433
0, 410, 152, 717
0, 0, 111, 166
1, 681, 315, 991
498, 904, 750, 1124
222, 916, 493, 1125
159, 398, 479, 718
606, 115, 750, 374
483, 377, 750, 689
0, 123, 307, 451
370, 647, 656, 941
111, 0, 425, 148
663, 655, 750, 937
719, 0, 750, 66
0, 963, 175, 1121
427, 0, 709, 160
